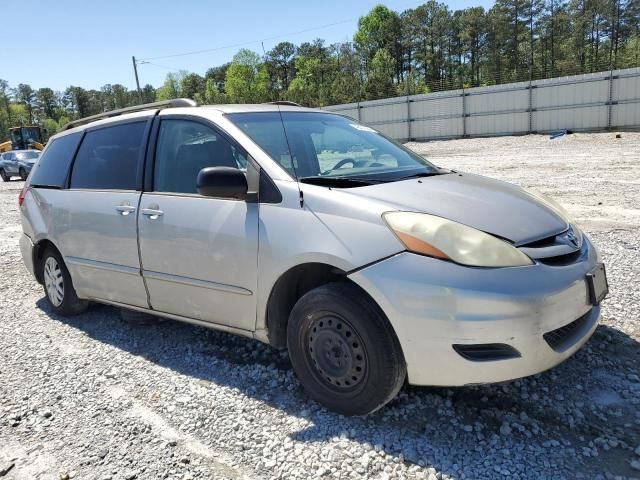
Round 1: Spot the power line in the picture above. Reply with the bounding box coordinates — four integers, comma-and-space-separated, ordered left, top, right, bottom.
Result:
138, 18, 355, 61
138, 61, 182, 71
137, 0, 423, 62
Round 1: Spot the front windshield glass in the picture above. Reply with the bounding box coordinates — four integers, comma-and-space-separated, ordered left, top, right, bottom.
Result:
16, 151, 40, 161
22, 127, 42, 144
226, 112, 438, 183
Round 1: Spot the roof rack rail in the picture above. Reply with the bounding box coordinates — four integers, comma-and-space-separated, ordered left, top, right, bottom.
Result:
265, 101, 302, 107
63, 98, 197, 131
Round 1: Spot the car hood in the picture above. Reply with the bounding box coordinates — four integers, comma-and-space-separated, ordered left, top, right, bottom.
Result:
351, 172, 569, 245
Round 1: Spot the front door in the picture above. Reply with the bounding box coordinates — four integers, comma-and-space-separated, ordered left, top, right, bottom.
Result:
4, 152, 18, 175
60, 120, 149, 307
138, 117, 259, 331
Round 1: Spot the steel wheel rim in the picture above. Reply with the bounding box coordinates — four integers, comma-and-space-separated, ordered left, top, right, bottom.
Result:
44, 257, 64, 307
307, 314, 368, 391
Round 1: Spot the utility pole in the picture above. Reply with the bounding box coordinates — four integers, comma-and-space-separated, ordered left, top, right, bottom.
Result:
132, 56, 142, 103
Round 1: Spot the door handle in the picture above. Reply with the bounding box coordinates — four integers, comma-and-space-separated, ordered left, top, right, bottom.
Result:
115, 205, 136, 216
141, 208, 164, 219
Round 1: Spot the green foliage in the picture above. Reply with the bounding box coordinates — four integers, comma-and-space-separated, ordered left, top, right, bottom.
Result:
364, 49, 395, 98
354, 5, 402, 68
204, 78, 228, 104
42, 117, 61, 137
225, 49, 269, 103
180, 73, 206, 100
156, 71, 188, 101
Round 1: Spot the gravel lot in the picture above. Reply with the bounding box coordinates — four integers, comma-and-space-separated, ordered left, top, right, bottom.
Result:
1, 132, 639, 480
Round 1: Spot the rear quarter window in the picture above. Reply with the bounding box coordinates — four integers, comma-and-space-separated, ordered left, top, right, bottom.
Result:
70, 122, 146, 190
29, 132, 82, 188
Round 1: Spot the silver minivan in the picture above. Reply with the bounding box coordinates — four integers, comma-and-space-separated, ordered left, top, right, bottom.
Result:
19, 100, 608, 415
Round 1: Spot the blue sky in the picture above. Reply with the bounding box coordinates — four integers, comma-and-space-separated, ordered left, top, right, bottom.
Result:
6, 0, 493, 91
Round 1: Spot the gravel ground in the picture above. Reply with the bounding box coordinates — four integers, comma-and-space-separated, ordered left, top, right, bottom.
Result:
1, 132, 639, 480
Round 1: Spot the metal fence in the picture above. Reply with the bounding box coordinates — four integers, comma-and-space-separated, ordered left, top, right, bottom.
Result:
323, 67, 640, 142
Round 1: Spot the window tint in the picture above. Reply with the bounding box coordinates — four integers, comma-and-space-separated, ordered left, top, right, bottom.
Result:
154, 119, 246, 194
29, 132, 82, 188
70, 122, 146, 190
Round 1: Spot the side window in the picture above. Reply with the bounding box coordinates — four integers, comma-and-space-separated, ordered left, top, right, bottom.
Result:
153, 119, 246, 194
29, 132, 82, 188
70, 122, 146, 190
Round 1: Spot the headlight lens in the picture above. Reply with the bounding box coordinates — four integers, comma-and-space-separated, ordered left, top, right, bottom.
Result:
383, 212, 533, 267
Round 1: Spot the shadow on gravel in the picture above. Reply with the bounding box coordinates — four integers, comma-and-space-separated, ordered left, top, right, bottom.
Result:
37, 298, 639, 479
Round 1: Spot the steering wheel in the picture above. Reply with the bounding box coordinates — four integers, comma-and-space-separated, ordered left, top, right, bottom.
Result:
332, 158, 356, 169
321, 158, 357, 176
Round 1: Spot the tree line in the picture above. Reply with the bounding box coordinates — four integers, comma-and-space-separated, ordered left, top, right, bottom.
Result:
1, 0, 638, 140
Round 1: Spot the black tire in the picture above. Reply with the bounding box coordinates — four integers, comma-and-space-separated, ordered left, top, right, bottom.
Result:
287, 282, 406, 416
40, 247, 89, 316
19, 168, 27, 180
0, 169, 8, 182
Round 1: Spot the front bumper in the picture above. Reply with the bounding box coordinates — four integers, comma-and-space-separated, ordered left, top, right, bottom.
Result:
349, 237, 601, 386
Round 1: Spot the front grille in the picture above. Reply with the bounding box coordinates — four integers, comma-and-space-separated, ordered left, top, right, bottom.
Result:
543, 310, 592, 352
521, 233, 557, 248
452, 343, 521, 362
537, 250, 581, 266
518, 227, 585, 266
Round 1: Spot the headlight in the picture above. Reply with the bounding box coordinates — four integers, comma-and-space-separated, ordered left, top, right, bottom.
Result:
383, 212, 533, 267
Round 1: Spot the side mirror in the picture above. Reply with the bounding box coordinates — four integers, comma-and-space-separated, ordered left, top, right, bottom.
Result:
196, 167, 248, 200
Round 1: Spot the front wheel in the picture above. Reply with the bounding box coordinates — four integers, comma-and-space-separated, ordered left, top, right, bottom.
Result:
41, 248, 89, 316
19, 168, 27, 180
287, 282, 406, 416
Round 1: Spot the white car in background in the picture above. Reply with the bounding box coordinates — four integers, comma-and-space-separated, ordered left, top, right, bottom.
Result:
0, 149, 40, 181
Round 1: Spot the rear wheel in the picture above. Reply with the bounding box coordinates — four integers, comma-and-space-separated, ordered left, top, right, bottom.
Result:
19, 168, 27, 180
0, 169, 8, 182
287, 282, 406, 416
41, 248, 88, 315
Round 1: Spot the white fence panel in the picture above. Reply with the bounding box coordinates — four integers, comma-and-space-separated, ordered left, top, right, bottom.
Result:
467, 112, 529, 136
412, 118, 462, 139
466, 85, 529, 116
411, 91, 463, 119
374, 122, 406, 139
361, 104, 403, 124
533, 105, 608, 131
533, 75, 609, 109
323, 68, 640, 141
614, 67, 640, 101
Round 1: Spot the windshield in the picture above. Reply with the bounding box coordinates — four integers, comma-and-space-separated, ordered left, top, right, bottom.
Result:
226, 111, 439, 183
21, 127, 42, 144
16, 151, 40, 161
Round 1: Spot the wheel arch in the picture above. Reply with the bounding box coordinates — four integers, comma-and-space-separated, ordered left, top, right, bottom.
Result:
264, 262, 393, 350
32, 238, 63, 285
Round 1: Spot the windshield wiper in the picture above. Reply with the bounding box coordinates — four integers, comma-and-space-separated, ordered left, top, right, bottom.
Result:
299, 176, 379, 187
395, 171, 447, 181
